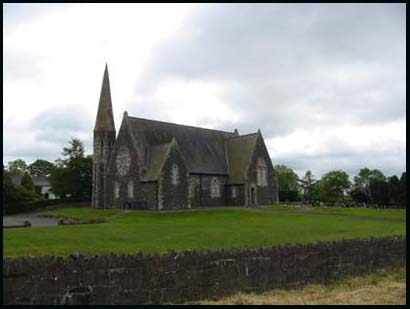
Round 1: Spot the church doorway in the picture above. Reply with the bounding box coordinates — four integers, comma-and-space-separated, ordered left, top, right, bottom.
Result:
249, 185, 256, 205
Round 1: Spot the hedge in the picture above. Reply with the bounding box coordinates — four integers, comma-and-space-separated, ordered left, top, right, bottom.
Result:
3, 198, 91, 215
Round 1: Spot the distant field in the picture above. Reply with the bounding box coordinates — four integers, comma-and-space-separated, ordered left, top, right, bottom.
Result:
195, 266, 406, 305
264, 205, 406, 220
3, 205, 406, 257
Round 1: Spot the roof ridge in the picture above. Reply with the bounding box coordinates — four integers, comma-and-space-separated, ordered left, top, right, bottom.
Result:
227, 132, 258, 139
127, 115, 236, 135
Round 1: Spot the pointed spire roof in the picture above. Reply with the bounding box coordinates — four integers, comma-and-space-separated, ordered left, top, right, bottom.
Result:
94, 64, 115, 132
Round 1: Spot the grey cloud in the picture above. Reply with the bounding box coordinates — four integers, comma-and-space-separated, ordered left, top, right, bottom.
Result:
4, 105, 93, 166
137, 3, 405, 135
133, 3, 405, 176
3, 49, 43, 82
30, 106, 93, 150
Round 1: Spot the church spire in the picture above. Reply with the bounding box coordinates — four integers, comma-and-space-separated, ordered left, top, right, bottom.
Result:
94, 64, 115, 132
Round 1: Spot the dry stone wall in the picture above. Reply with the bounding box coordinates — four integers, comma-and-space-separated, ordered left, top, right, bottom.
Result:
3, 235, 405, 305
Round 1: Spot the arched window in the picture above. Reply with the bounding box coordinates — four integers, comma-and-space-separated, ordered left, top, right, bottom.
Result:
231, 186, 238, 198
210, 177, 220, 198
257, 158, 267, 187
114, 181, 120, 199
171, 164, 179, 185
128, 181, 134, 198
190, 182, 195, 198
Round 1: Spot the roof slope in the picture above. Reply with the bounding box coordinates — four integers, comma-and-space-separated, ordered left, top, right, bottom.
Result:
142, 142, 172, 182
226, 133, 258, 184
128, 117, 236, 175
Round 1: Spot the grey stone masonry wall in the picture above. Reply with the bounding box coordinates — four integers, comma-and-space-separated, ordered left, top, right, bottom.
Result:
92, 131, 116, 208
225, 185, 245, 206
199, 175, 228, 207
139, 183, 157, 210
189, 175, 201, 207
246, 133, 277, 205
3, 235, 405, 305
107, 120, 146, 210
158, 145, 189, 210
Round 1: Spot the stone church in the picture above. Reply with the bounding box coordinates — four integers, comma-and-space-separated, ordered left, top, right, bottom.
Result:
92, 65, 279, 210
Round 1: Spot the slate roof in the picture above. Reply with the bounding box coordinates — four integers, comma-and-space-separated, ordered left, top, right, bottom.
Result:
226, 133, 258, 184
142, 142, 172, 182
127, 115, 261, 183
128, 116, 237, 175
10, 175, 50, 187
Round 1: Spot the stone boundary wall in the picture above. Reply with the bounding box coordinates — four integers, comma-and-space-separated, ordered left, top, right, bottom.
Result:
3, 235, 406, 305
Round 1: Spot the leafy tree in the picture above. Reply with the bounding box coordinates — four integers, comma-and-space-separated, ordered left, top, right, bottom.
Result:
28, 159, 54, 177
21, 171, 35, 192
370, 178, 389, 207
387, 175, 400, 206
62, 138, 85, 163
49, 139, 92, 199
398, 172, 406, 208
351, 168, 386, 204
7, 159, 28, 176
299, 170, 316, 202
274, 164, 300, 201
3, 169, 41, 205
275, 165, 299, 191
315, 170, 351, 203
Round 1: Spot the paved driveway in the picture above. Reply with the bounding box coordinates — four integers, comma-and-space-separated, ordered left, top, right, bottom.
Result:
3, 213, 59, 227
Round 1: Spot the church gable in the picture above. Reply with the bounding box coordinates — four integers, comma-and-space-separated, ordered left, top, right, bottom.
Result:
157, 139, 189, 210
245, 130, 278, 205
226, 133, 258, 184
106, 115, 142, 208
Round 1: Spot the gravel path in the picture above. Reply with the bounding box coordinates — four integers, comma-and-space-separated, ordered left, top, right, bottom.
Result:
3, 213, 60, 228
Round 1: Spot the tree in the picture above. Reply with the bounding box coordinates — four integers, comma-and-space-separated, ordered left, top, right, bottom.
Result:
7, 159, 28, 176
3, 169, 41, 205
370, 178, 389, 207
316, 170, 351, 203
274, 164, 300, 202
351, 168, 386, 204
49, 138, 92, 199
387, 175, 400, 206
62, 138, 85, 163
28, 159, 54, 177
299, 170, 316, 202
21, 171, 35, 192
398, 172, 406, 208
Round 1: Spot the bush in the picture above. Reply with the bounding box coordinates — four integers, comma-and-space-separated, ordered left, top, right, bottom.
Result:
4, 197, 91, 215
279, 190, 300, 202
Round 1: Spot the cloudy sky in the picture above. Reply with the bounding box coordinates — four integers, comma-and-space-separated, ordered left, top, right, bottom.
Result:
3, 3, 406, 178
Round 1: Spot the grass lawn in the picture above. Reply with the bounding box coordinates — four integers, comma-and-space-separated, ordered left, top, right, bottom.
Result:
264, 205, 406, 220
3, 205, 406, 257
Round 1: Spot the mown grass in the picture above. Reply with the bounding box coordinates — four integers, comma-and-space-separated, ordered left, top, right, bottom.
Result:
196, 266, 406, 305
264, 205, 406, 219
3, 206, 406, 257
